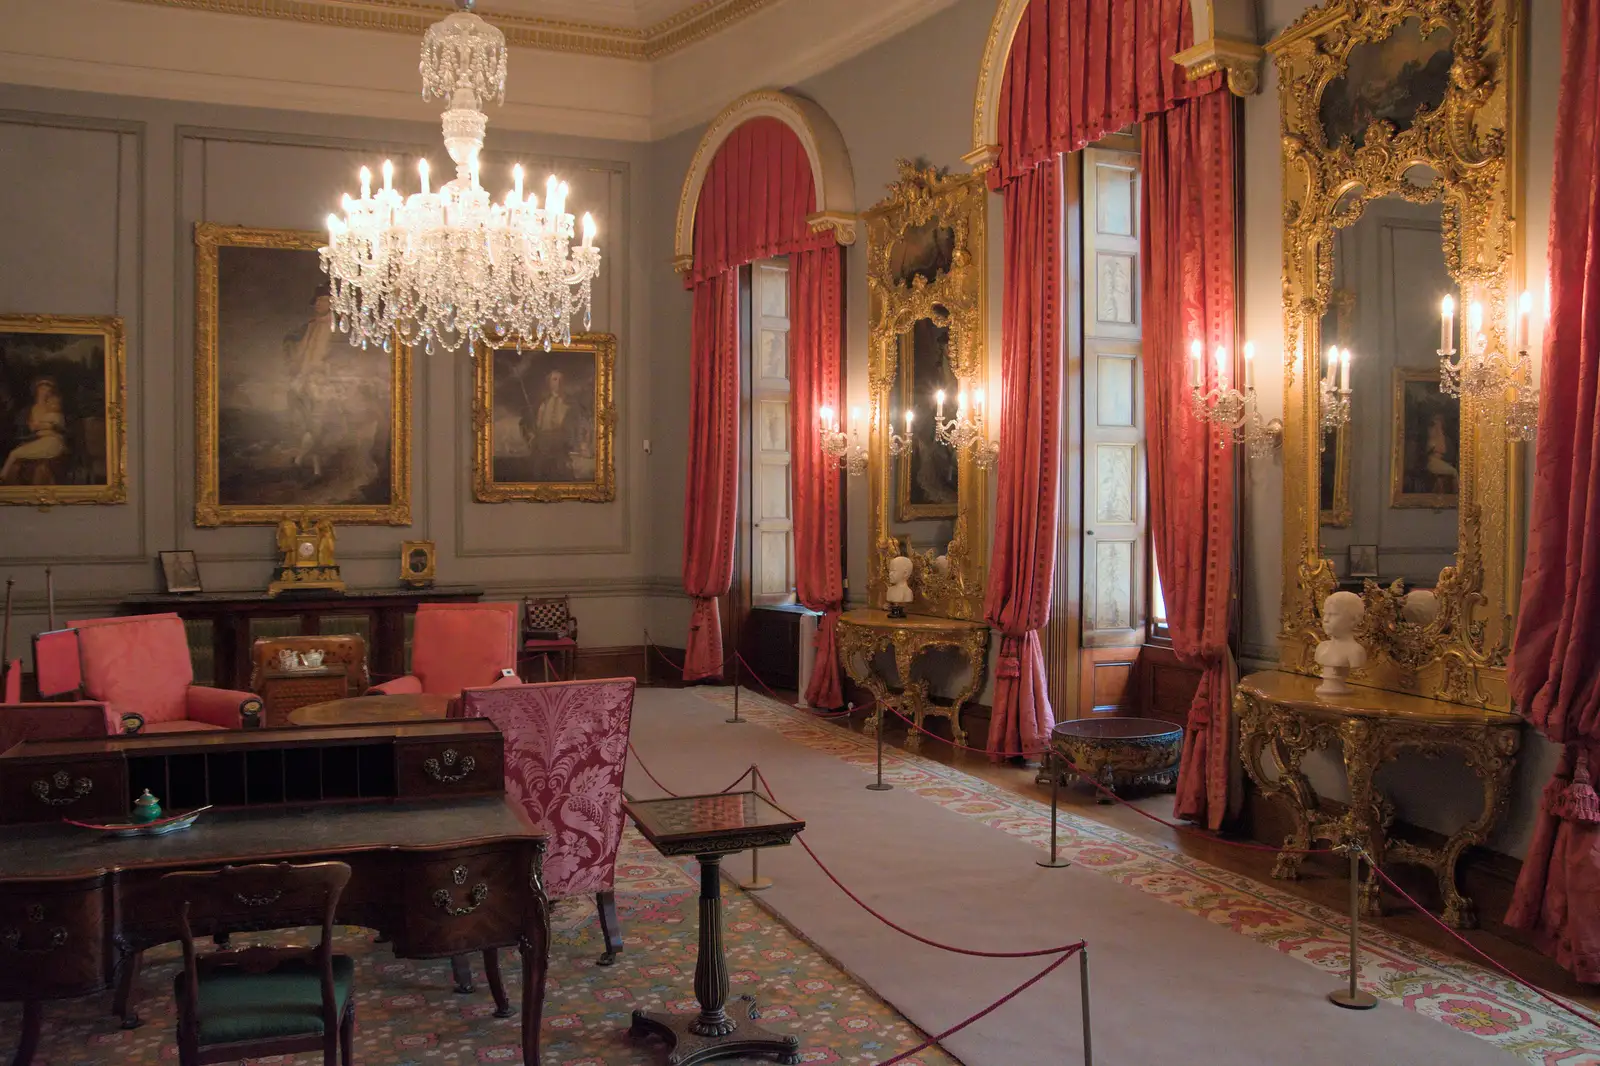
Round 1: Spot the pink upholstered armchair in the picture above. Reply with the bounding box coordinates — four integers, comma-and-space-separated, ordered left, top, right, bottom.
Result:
368, 602, 522, 700
458, 678, 637, 978
69, 614, 262, 733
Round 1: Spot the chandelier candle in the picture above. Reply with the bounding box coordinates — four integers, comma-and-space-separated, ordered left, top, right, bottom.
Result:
321, 0, 602, 355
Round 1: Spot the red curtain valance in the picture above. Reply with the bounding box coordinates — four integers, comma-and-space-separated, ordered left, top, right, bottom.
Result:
687, 117, 832, 287
992, 0, 1219, 188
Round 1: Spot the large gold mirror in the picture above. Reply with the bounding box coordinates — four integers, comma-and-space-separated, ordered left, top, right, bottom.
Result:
865, 162, 988, 620
1269, 0, 1524, 709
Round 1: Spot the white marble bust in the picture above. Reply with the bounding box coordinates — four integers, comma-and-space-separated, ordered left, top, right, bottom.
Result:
1315, 590, 1368, 696
1402, 588, 1439, 626
885, 555, 914, 615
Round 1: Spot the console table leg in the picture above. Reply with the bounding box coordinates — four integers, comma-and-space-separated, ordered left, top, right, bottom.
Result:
11, 1000, 40, 1066
450, 954, 475, 994
483, 949, 512, 1018
519, 849, 552, 1066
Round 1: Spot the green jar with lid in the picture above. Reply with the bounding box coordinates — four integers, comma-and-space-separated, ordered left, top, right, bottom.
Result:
130, 790, 163, 824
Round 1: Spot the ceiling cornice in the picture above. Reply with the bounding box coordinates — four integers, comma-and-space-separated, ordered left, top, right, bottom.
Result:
109, 0, 782, 60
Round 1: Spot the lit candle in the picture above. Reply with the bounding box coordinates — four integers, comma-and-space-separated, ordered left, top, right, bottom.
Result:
905, 409, 914, 434
1214, 345, 1228, 388
1468, 301, 1484, 356
957, 389, 967, 416
1190, 339, 1203, 388
850, 406, 861, 434
1518, 290, 1532, 350
1326, 344, 1340, 385
382, 159, 394, 192
935, 389, 945, 418
1243, 342, 1256, 390
582, 213, 596, 248
546, 175, 559, 210
513, 164, 524, 202
359, 166, 371, 199
1340, 347, 1351, 392
326, 213, 343, 238
418, 158, 430, 196
819, 405, 833, 432
1440, 294, 1454, 353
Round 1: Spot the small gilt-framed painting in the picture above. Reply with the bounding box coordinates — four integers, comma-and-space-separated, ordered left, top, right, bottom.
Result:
1390, 368, 1460, 510
0, 314, 126, 506
159, 550, 203, 593
1349, 544, 1379, 579
194, 223, 412, 526
400, 539, 436, 587
474, 332, 616, 503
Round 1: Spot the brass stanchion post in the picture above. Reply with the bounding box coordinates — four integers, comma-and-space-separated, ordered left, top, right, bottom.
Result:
1037, 750, 1071, 868
866, 703, 892, 791
740, 846, 773, 892
1079, 946, 1093, 1066
1328, 844, 1378, 1010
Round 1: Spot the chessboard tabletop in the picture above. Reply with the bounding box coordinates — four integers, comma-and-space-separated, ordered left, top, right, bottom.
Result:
624, 790, 805, 857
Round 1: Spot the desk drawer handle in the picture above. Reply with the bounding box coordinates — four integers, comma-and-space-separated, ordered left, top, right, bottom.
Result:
432, 865, 489, 916
4, 906, 69, 955
423, 749, 476, 784
32, 771, 93, 806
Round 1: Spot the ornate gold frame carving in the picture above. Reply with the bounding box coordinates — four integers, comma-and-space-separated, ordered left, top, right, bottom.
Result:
865, 162, 987, 621
0, 314, 126, 508
472, 332, 617, 504
194, 223, 412, 526
1268, 0, 1523, 709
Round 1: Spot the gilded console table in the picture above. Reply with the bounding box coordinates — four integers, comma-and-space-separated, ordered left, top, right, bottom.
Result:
1237, 671, 1522, 928
836, 609, 989, 751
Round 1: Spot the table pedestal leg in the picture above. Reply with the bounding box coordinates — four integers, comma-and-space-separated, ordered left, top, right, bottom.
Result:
631, 855, 800, 1066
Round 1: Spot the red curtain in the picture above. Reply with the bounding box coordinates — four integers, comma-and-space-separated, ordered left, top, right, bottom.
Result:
984, 159, 1062, 758
791, 245, 847, 708
1504, 0, 1600, 981
1142, 91, 1238, 830
991, 0, 1217, 189
681, 116, 844, 684
682, 272, 740, 681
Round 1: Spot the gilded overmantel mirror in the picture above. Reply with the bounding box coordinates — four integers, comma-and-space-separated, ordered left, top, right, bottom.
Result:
1268, 0, 1524, 710
865, 162, 988, 620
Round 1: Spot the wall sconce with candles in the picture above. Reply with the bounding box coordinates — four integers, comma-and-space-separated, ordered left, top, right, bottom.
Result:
1320, 345, 1352, 433
888, 408, 914, 457
1188, 341, 1283, 458
819, 405, 868, 476
1437, 292, 1539, 440
932, 387, 1000, 470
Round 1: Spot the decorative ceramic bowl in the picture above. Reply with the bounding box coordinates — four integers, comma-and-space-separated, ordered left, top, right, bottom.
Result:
1048, 717, 1184, 801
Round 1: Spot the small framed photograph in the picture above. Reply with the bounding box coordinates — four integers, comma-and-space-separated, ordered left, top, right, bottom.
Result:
159, 550, 203, 593
1348, 544, 1379, 579
400, 540, 436, 587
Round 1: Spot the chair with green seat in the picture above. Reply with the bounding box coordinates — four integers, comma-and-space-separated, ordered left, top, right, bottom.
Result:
161, 861, 356, 1066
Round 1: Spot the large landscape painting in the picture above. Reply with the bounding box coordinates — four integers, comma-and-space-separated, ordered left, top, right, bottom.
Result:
194, 224, 410, 525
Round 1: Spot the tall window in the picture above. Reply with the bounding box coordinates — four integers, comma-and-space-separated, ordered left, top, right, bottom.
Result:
747, 257, 795, 605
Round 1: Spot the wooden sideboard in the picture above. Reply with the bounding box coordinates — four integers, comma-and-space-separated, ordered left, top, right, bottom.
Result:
0, 722, 549, 1066
121, 586, 483, 690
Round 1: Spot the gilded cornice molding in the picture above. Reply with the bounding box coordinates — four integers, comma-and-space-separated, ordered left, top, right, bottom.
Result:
112, 0, 781, 60
1172, 35, 1266, 96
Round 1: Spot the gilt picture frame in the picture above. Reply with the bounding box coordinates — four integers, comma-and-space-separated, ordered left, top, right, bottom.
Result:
894, 319, 959, 523
0, 314, 126, 507
1390, 368, 1460, 510
194, 223, 412, 526
474, 332, 616, 503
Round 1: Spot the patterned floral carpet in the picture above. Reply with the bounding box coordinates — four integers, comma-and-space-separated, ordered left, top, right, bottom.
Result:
691, 687, 1600, 1065
5, 829, 954, 1066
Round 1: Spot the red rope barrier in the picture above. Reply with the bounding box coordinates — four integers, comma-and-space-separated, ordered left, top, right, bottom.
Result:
1366, 860, 1600, 1032
625, 743, 756, 800
872, 944, 1084, 1066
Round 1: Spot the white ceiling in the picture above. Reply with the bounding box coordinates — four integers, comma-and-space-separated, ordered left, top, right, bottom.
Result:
480, 0, 711, 30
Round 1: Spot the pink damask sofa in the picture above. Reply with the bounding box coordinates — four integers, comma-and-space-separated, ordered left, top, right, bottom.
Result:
459, 678, 638, 974
65, 614, 262, 732
367, 602, 522, 704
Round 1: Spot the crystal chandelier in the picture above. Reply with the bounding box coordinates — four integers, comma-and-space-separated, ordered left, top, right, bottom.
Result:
932, 388, 1000, 470
321, 0, 602, 355
818, 406, 868, 477
1437, 294, 1538, 441
1187, 342, 1283, 459
1319, 345, 1352, 434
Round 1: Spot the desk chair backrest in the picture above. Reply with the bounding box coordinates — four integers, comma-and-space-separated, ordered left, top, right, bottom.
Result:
31, 628, 83, 698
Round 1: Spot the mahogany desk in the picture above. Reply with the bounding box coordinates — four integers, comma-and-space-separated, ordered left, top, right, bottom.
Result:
0, 732, 549, 1066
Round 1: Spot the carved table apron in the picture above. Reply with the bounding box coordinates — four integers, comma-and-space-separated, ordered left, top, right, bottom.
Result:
0, 797, 550, 1066
1237, 670, 1522, 928
836, 609, 989, 751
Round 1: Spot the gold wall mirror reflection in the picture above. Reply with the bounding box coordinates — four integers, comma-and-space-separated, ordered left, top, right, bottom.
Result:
865, 162, 988, 620
1269, 0, 1524, 709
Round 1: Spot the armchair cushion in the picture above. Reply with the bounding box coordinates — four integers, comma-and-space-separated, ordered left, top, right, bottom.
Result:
367, 674, 423, 696
71, 614, 194, 724
185, 686, 263, 730
409, 602, 519, 697
175, 953, 355, 1045
459, 678, 636, 899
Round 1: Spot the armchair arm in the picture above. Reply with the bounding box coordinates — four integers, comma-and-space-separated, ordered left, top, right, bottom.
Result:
490, 672, 524, 689
185, 686, 264, 729
368, 674, 424, 696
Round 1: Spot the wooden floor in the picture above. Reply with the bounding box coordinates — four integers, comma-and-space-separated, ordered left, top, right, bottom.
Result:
684, 680, 1600, 1011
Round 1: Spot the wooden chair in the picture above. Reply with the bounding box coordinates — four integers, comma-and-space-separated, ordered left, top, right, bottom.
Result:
520, 596, 578, 681
161, 861, 356, 1066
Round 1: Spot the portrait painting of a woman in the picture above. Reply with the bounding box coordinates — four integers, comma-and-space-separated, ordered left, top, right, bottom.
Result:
0, 316, 124, 504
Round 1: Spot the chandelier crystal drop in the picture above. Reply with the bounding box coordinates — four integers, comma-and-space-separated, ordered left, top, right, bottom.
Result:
320, 0, 602, 355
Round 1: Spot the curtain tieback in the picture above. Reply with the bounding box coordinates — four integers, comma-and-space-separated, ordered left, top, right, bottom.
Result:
996, 634, 1023, 679
689, 597, 717, 632
1544, 745, 1600, 826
